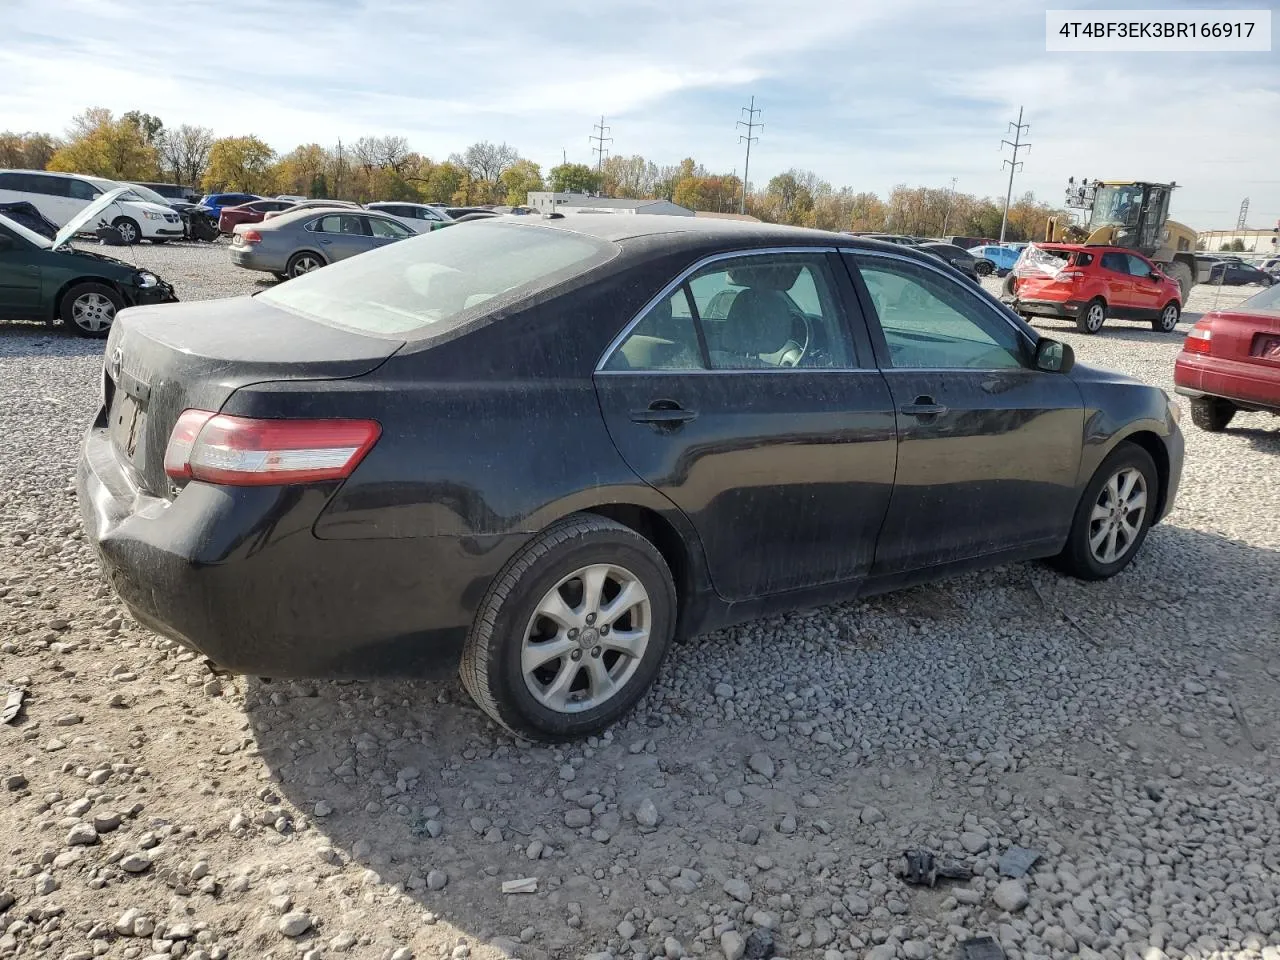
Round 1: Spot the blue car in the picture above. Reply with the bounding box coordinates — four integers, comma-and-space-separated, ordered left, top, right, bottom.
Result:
968, 244, 1022, 275
197, 192, 262, 221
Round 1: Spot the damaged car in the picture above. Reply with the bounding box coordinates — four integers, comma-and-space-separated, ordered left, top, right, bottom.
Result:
0, 187, 178, 336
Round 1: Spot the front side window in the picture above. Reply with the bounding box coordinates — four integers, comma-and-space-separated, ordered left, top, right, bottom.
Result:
855, 256, 1024, 370
1100, 252, 1129, 274
607, 252, 855, 372
1125, 254, 1152, 278
67, 179, 99, 201
368, 216, 412, 239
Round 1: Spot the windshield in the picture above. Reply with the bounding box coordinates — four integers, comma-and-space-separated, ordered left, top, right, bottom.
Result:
257, 220, 615, 337
1090, 184, 1143, 230
124, 184, 172, 206
0, 212, 52, 249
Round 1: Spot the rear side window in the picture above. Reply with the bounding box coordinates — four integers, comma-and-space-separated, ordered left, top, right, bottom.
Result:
1072, 252, 1094, 267
1101, 252, 1129, 273
67, 179, 99, 201
257, 220, 615, 337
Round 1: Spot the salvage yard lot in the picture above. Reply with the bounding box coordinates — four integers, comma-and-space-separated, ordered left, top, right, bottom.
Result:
2, 240, 1280, 960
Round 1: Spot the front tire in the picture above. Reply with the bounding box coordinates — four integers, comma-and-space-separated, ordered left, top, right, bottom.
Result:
975, 260, 993, 277
112, 217, 140, 244
60, 282, 122, 338
1076, 298, 1107, 334
460, 514, 676, 740
1053, 443, 1158, 581
1190, 396, 1236, 432
1152, 300, 1180, 333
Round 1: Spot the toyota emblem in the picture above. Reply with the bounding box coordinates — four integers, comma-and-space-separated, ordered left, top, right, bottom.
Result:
109, 347, 123, 381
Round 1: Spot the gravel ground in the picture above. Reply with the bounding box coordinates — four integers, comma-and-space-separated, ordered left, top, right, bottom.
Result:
3, 242, 1280, 960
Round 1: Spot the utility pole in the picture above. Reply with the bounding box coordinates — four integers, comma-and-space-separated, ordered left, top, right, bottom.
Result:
999, 106, 1031, 243
737, 96, 762, 215
589, 116, 612, 173
941, 176, 958, 235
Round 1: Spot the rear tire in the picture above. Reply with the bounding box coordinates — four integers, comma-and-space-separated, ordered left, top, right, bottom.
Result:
975, 260, 993, 277
1164, 261, 1194, 301
1053, 442, 1158, 581
460, 514, 676, 741
59, 282, 122, 338
1190, 396, 1236, 432
1152, 300, 1180, 333
1076, 298, 1107, 334
1002, 274, 1017, 297
286, 251, 325, 278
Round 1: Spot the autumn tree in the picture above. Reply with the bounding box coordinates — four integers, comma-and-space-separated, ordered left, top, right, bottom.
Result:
202, 135, 276, 193
601, 155, 661, 199
47, 107, 158, 180
549, 162, 601, 194
499, 158, 544, 205
158, 124, 214, 187
272, 143, 329, 197
0, 131, 59, 169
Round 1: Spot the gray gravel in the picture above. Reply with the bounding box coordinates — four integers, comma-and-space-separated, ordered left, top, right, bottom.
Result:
2, 247, 1279, 960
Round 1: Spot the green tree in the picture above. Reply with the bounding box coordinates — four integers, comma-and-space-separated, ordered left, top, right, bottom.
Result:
272, 143, 329, 197
202, 135, 277, 193
500, 158, 544, 205
548, 162, 601, 194
417, 161, 467, 203
122, 111, 164, 145
47, 107, 157, 180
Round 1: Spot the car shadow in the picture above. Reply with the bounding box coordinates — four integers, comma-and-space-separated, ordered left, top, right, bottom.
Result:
1222, 424, 1280, 453
240, 522, 1280, 957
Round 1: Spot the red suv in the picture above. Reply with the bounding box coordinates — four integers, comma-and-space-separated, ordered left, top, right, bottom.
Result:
1009, 243, 1183, 335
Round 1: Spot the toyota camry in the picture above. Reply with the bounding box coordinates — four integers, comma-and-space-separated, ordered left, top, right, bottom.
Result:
78, 216, 1184, 739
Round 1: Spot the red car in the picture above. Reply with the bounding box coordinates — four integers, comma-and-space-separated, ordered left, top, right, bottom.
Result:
1174, 283, 1280, 431
1009, 243, 1183, 335
218, 199, 296, 235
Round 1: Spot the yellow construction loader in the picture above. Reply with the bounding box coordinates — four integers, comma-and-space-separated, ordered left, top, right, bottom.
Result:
1042, 179, 1199, 299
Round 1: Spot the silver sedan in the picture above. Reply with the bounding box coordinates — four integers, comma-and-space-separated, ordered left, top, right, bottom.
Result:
230, 208, 416, 280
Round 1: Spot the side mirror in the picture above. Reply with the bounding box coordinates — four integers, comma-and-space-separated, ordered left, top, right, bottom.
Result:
1035, 337, 1075, 374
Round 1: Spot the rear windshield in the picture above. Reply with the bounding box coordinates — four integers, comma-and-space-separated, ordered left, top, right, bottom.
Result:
257, 220, 616, 337
1241, 283, 1280, 314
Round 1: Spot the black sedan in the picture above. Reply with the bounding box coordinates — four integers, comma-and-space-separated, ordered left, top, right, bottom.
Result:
78, 219, 1184, 740
1208, 261, 1275, 286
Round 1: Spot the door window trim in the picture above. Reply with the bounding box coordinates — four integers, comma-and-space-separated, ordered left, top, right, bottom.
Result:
841, 247, 1038, 373
595, 245, 872, 375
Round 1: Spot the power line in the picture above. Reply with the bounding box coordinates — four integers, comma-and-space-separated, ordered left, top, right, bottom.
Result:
589, 116, 612, 172
999, 106, 1031, 243
737, 96, 762, 215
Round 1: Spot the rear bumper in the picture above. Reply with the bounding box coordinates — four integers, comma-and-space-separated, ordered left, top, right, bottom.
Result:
229, 246, 282, 273
1174, 353, 1280, 412
77, 421, 522, 679
1014, 297, 1086, 318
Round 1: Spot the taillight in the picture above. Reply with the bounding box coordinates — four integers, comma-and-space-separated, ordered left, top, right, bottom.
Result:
239, 229, 262, 244
163, 411, 381, 486
1183, 323, 1212, 355
1056, 270, 1084, 283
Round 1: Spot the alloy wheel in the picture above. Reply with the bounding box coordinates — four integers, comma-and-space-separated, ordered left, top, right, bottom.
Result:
1160, 305, 1179, 331
1086, 303, 1105, 332
291, 255, 322, 277
71, 292, 116, 333
116, 221, 138, 243
521, 563, 651, 714
1088, 467, 1148, 565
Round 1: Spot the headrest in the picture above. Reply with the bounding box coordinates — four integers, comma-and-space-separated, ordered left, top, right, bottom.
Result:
726, 262, 802, 290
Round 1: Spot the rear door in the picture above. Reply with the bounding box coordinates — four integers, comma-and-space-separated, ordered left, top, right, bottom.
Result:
1125, 253, 1162, 315
1099, 251, 1136, 313
845, 248, 1084, 575
310, 213, 373, 262
593, 248, 897, 601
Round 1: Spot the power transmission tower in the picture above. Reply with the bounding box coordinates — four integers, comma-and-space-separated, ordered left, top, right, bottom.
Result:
1237, 197, 1250, 229
737, 96, 762, 215
942, 177, 959, 234
998, 107, 1031, 243
589, 116, 612, 173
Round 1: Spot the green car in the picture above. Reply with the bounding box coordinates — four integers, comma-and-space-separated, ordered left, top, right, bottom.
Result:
0, 187, 177, 337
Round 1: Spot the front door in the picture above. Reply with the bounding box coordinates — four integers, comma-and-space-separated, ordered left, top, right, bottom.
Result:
594, 249, 897, 602
845, 250, 1084, 576
0, 226, 42, 320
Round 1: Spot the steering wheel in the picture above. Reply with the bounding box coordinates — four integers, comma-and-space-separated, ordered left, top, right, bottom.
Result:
777, 308, 813, 367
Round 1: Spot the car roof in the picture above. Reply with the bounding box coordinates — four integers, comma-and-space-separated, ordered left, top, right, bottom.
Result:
534, 213, 855, 245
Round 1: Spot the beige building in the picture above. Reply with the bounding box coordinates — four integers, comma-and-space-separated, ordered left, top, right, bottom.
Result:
1198, 228, 1279, 253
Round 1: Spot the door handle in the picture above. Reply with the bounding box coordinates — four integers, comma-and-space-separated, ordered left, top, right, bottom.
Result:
900, 396, 949, 418
630, 400, 698, 426
319, 237, 333, 244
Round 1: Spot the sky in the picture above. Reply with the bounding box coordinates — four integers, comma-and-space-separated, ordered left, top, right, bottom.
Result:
2, 0, 1278, 230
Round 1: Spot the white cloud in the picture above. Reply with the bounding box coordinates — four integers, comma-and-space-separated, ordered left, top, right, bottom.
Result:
2, 0, 1276, 227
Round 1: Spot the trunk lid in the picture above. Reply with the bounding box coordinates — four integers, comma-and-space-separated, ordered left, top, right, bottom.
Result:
103, 296, 403, 497
1207, 307, 1280, 362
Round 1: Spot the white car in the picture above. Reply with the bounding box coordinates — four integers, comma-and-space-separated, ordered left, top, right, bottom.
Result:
365, 201, 454, 233
0, 169, 184, 244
